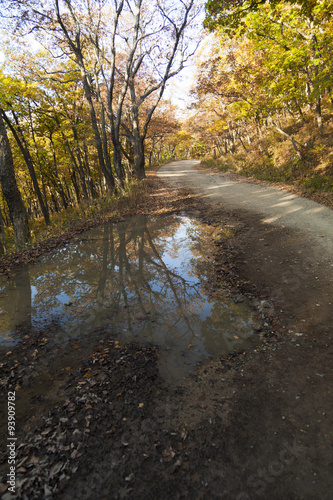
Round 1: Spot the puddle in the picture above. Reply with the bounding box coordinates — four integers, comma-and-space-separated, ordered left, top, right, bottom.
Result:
0, 215, 259, 382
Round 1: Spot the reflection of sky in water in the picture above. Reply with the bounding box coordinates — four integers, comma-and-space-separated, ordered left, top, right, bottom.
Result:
0, 215, 258, 381
159, 220, 199, 279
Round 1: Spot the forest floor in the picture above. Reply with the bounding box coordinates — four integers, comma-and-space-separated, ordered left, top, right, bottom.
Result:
0, 162, 332, 499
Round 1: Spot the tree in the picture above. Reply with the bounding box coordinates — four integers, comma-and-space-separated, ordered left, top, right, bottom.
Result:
192, 1, 333, 160
204, 0, 333, 32
0, 114, 30, 247
4, 0, 199, 182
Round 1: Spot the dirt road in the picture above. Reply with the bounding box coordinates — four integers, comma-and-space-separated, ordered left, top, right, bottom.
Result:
158, 160, 333, 336
156, 160, 333, 499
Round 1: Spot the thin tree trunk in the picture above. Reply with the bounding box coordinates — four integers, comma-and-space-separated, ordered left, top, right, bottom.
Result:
28, 104, 49, 214
272, 121, 303, 159
0, 203, 6, 254
71, 170, 81, 204
95, 71, 118, 187
49, 133, 68, 209
315, 97, 323, 130
83, 141, 98, 199
71, 126, 89, 199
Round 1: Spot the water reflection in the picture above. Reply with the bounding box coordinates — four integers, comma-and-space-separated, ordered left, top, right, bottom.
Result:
0, 215, 258, 381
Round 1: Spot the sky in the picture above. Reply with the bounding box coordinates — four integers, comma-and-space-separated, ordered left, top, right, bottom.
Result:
0, 1, 206, 113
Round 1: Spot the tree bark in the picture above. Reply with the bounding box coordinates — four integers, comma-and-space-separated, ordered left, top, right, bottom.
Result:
0, 204, 6, 254
0, 114, 30, 247
133, 137, 146, 181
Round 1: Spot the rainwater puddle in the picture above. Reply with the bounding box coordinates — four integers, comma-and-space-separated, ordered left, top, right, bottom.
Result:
0, 215, 259, 382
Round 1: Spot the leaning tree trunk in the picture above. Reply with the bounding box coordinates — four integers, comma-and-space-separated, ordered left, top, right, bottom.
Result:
272, 121, 303, 160
0, 114, 30, 247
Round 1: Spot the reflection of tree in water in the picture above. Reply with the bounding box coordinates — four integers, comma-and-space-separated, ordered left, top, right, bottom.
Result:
95, 215, 202, 341
0, 264, 31, 335
0, 215, 255, 357
199, 301, 254, 354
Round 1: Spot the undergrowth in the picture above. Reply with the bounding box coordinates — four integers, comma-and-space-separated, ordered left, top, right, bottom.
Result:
202, 112, 333, 197
2, 179, 149, 255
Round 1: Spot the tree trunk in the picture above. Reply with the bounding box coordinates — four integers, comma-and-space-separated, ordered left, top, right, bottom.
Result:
49, 133, 68, 209
0, 114, 30, 247
79, 67, 115, 192
95, 72, 117, 188
71, 126, 89, 199
0, 203, 6, 254
2, 111, 50, 225
315, 97, 323, 130
272, 121, 303, 159
112, 144, 126, 188
83, 141, 98, 199
71, 169, 81, 204
133, 138, 146, 181
28, 104, 49, 216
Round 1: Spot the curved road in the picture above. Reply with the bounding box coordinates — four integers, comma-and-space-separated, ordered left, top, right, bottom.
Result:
158, 160, 333, 335
158, 160, 333, 256
157, 160, 333, 499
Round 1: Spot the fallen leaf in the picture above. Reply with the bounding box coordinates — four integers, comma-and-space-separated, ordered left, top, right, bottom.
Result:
181, 429, 188, 441
187, 344, 196, 349
17, 456, 28, 468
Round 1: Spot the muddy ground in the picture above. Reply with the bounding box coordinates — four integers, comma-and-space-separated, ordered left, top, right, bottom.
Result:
0, 170, 332, 499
